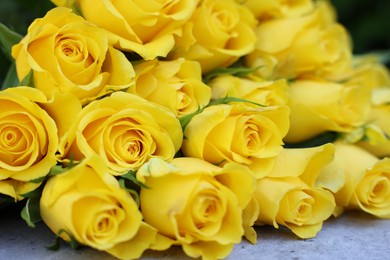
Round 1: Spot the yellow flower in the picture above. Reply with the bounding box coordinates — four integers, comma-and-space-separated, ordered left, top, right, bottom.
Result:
246, 1, 351, 80
0, 87, 58, 200
129, 58, 211, 117
209, 74, 289, 107
241, 0, 315, 20
182, 103, 290, 178
254, 176, 336, 239
285, 78, 371, 143
58, 92, 182, 175
252, 143, 337, 238
38, 92, 83, 139
322, 142, 390, 218
52, 0, 199, 60
351, 61, 390, 157
137, 157, 256, 260
269, 144, 336, 188
12, 7, 135, 105
346, 59, 390, 91
40, 155, 157, 259
169, 0, 257, 74
358, 102, 390, 157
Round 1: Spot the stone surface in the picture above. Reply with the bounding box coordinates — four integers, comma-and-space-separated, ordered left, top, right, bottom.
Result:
0, 204, 389, 259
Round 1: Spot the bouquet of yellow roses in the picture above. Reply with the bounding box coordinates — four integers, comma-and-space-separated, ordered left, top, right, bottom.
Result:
0, 0, 389, 259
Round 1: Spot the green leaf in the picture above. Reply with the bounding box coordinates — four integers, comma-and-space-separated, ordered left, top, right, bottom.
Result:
21, 197, 42, 228
208, 96, 265, 107
46, 237, 62, 251
284, 131, 339, 148
1, 64, 34, 90
179, 96, 265, 131
120, 170, 149, 189
47, 229, 80, 251
1, 62, 19, 90
49, 165, 69, 176
58, 229, 80, 249
0, 23, 22, 61
174, 149, 183, 158
118, 178, 140, 206
20, 183, 44, 199
179, 106, 205, 131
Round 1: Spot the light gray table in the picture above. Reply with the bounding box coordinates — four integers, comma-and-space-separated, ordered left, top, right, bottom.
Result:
1, 204, 389, 259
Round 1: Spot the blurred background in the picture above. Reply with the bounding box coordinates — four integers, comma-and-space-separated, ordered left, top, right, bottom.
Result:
0, 0, 389, 85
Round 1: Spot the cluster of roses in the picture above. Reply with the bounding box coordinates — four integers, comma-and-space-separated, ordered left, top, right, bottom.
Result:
0, 0, 389, 259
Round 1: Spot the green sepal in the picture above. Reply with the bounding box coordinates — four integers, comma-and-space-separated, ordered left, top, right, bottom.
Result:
19, 69, 34, 87
28, 162, 72, 184
203, 65, 261, 84
21, 196, 42, 228
26, 162, 73, 186
28, 159, 79, 185
48, 156, 77, 176
174, 149, 183, 158
20, 183, 44, 199
0, 23, 22, 61
47, 229, 80, 251
118, 178, 140, 206
120, 170, 149, 189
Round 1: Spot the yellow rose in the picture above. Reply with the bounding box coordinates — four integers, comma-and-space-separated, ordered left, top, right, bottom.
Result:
346, 59, 390, 91
39, 92, 83, 139
269, 144, 337, 188
241, 0, 315, 20
321, 142, 390, 218
209, 74, 288, 107
284, 78, 371, 143
51, 0, 76, 7
129, 58, 211, 117
358, 103, 390, 157
12, 7, 135, 105
52, 0, 199, 60
254, 176, 336, 239
58, 92, 182, 175
182, 103, 290, 178
40, 155, 157, 259
0, 87, 58, 200
169, 0, 257, 74
136, 157, 256, 260
351, 61, 390, 157
252, 144, 337, 238
245, 1, 352, 80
